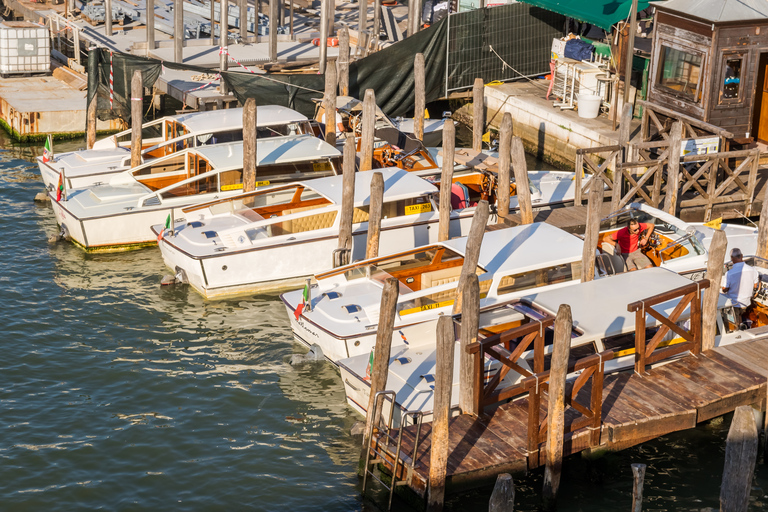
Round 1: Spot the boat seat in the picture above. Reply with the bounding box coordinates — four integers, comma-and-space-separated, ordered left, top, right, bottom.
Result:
352, 207, 369, 224
279, 208, 337, 235
596, 253, 626, 275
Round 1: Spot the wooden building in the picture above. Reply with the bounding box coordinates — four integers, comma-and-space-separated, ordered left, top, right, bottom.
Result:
647, 0, 768, 141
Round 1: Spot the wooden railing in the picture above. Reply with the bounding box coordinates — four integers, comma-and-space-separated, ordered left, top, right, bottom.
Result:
574, 145, 622, 209
628, 279, 710, 375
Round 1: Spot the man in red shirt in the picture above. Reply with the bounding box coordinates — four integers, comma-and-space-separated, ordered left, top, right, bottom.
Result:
603, 219, 654, 271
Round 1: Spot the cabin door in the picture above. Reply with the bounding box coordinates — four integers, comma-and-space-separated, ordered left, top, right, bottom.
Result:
753, 53, 768, 143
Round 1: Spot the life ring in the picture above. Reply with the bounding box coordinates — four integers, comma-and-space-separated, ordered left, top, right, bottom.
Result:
312, 37, 339, 47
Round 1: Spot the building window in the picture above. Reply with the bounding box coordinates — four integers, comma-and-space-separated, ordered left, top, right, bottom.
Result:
721, 56, 744, 102
657, 45, 704, 102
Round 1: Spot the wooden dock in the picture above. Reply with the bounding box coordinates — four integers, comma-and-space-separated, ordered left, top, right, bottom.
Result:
369, 338, 768, 498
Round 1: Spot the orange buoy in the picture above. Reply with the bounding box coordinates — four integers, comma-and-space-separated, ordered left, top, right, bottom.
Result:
312, 37, 339, 47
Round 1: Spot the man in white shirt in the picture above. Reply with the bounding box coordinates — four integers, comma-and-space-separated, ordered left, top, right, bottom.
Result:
722, 248, 760, 324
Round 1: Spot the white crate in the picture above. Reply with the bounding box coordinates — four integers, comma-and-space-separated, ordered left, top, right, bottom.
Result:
550, 38, 566, 60
0, 22, 50, 75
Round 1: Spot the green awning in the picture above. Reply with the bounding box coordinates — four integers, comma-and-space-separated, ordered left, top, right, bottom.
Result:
519, 0, 652, 31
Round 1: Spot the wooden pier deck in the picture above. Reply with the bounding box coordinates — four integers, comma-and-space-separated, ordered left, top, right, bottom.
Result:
371, 338, 768, 498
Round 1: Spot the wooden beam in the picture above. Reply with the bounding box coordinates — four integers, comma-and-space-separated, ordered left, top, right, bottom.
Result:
757, 179, 768, 261
473, 78, 484, 153
542, 304, 572, 511
581, 176, 604, 282
365, 171, 384, 259
452, 199, 489, 315
335, 136, 356, 267
459, 274, 479, 415
702, 229, 727, 351
174, 0, 183, 63
323, 57, 337, 147
318, 0, 328, 73
427, 314, 455, 512
360, 89, 376, 172
438, 120, 455, 242
242, 98, 257, 192
720, 405, 758, 512
511, 137, 533, 225
414, 53, 425, 142
130, 70, 143, 169
497, 113, 512, 220
664, 121, 682, 216
337, 27, 350, 96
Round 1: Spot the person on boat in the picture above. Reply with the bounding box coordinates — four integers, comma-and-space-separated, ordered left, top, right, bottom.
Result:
602, 218, 654, 271
722, 248, 759, 324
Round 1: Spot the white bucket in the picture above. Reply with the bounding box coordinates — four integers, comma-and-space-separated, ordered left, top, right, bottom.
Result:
577, 94, 601, 119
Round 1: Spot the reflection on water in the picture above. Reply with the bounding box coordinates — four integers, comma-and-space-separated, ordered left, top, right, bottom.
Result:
3, 131, 768, 512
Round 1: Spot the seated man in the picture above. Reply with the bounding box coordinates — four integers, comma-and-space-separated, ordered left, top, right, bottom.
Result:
722, 248, 760, 325
602, 218, 654, 271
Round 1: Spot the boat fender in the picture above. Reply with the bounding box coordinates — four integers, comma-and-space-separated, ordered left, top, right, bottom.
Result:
312, 37, 339, 47
289, 343, 325, 365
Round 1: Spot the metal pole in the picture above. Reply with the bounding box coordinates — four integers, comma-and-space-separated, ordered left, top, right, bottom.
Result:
105, 0, 113, 36
220, 45, 229, 95
220, 0, 228, 46
239, 0, 247, 41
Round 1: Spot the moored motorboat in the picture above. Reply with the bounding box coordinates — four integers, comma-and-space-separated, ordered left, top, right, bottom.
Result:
50, 135, 341, 251
281, 223, 585, 363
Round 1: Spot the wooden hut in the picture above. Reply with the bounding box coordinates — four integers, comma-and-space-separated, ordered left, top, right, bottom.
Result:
647, 0, 768, 142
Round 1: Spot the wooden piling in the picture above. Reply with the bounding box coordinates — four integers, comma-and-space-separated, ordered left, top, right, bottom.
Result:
618, 102, 632, 149
414, 53, 425, 142
459, 274, 479, 415
318, 0, 329, 74
220, 0, 228, 46
360, 89, 376, 172
219, 43, 229, 95
210, 0, 216, 46
338, 27, 350, 96
664, 121, 682, 216
242, 98, 257, 192
146, 0, 155, 56
105, 0, 113, 36
511, 137, 533, 225
453, 199, 489, 315
702, 229, 727, 350
497, 113, 512, 220
631, 463, 646, 512
239, 0, 247, 42
541, 304, 572, 512
358, 0, 367, 31
86, 94, 97, 150
757, 187, 768, 262
489, 473, 515, 512
472, 78, 484, 152
365, 171, 384, 259
269, 0, 278, 63
335, 136, 356, 267
359, 277, 399, 470
427, 314, 455, 512
130, 70, 143, 169
581, 176, 604, 282
438, 120, 455, 242
323, 58, 337, 147
720, 405, 758, 512
372, 0, 382, 46
173, 0, 183, 63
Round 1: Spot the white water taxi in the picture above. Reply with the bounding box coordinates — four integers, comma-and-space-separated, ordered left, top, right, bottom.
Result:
596, 203, 758, 278
281, 223, 584, 363
337, 266, 768, 425
38, 106, 313, 190
50, 135, 340, 251
153, 168, 478, 298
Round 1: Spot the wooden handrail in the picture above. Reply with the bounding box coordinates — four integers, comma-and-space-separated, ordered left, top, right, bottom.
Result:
576, 145, 622, 155
638, 100, 735, 139
627, 279, 710, 312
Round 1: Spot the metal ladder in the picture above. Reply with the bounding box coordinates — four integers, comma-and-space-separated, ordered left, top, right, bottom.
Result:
361, 391, 424, 511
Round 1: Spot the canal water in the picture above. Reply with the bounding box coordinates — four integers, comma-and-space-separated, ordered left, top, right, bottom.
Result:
3, 133, 768, 511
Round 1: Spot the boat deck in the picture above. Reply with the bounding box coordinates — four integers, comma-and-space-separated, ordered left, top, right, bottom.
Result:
371, 338, 768, 498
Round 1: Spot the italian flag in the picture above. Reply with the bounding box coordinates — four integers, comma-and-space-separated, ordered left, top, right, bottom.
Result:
43, 136, 51, 163
56, 171, 64, 201
293, 282, 310, 320
364, 347, 374, 381
157, 213, 171, 241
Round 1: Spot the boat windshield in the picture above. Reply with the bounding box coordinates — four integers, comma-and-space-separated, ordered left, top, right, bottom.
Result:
344, 247, 464, 283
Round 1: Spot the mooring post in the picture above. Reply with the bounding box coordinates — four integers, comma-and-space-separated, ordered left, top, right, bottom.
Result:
458, 274, 479, 415
497, 113, 513, 220
472, 78, 484, 152
242, 98, 257, 192
453, 200, 489, 315
86, 94, 97, 150
372, 0, 381, 46
146, 0, 155, 57
631, 463, 646, 512
318, 0, 329, 74
269, 0, 278, 63
720, 405, 758, 512
173, 0, 183, 63
220, 0, 228, 46
105, 0, 113, 36
541, 304, 572, 512
438, 120, 455, 242
757, 187, 768, 262
427, 314, 455, 512
219, 44, 229, 95
358, 0, 367, 32
581, 176, 605, 282
702, 229, 727, 350
239, 0, 247, 42
210, 0, 216, 45
360, 89, 376, 172
130, 70, 143, 168
618, 102, 632, 155
410, 0, 421, 36
511, 137, 533, 225
335, 136, 356, 267
664, 121, 682, 216
338, 27, 350, 96
359, 277, 399, 472
323, 58, 337, 147
489, 473, 515, 512
414, 52, 425, 142
365, 171, 384, 259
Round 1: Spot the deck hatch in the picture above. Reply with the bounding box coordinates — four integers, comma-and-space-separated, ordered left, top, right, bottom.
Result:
342, 305, 361, 314
188, 221, 204, 228
202, 230, 217, 239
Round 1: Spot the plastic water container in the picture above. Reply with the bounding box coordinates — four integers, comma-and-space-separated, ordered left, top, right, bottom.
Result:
577, 94, 601, 119
0, 22, 50, 76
